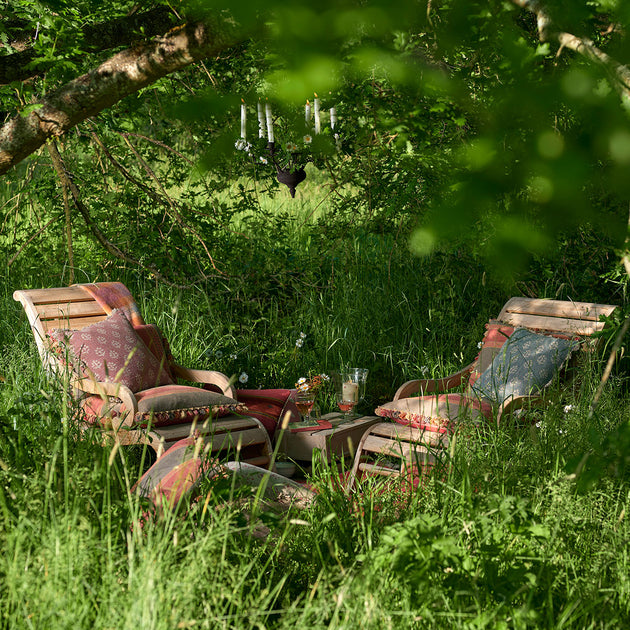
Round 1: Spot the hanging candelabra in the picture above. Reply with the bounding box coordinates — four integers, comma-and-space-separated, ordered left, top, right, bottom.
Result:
236, 94, 340, 198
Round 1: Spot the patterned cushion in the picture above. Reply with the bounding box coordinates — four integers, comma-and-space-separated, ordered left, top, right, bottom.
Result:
375, 394, 493, 433
470, 328, 579, 404
133, 324, 175, 382
132, 435, 221, 511
467, 321, 515, 387
82, 384, 248, 427
49, 309, 173, 393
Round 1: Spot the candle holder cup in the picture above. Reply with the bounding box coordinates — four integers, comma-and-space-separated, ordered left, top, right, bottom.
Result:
346, 368, 368, 404
276, 166, 306, 198
333, 369, 367, 420
266, 142, 309, 197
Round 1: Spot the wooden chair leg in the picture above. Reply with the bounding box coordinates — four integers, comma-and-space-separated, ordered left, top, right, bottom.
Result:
346, 421, 447, 491
92, 414, 273, 467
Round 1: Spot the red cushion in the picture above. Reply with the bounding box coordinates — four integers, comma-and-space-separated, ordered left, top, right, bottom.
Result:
132, 435, 220, 512
467, 321, 515, 387
235, 388, 300, 437
49, 309, 173, 393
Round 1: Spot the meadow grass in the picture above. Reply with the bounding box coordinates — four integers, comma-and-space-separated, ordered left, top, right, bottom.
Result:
1, 184, 630, 628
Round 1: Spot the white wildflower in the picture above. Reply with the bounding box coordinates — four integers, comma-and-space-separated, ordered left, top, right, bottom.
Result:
259, 156, 268, 164
420, 365, 429, 376
285, 141, 298, 152
235, 139, 249, 151
295, 338, 304, 348
299, 331, 307, 339
303, 135, 313, 144
563, 405, 574, 414
239, 372, 249, 384
477, 341, 483, 349
230, 354, 237, 361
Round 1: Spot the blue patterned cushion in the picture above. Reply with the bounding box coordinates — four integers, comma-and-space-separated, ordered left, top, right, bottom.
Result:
470, 328, 578, 404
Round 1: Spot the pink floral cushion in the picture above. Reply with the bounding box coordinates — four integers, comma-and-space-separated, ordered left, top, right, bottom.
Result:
48, 309, 173, 393
133, 323, 175, 382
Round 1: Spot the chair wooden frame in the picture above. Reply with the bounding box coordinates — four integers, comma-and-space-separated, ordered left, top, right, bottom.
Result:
14, 284, 272, 464
347, 297, 618, 490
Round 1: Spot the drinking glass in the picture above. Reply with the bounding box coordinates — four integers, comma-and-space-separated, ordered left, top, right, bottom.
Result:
333, 371, 361, 419
294, 390, 315, 422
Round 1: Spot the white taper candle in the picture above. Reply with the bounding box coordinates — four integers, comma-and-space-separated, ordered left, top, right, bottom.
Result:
265, 102, 274, 143
313, 93, 321, 134
257, 101, 266, 138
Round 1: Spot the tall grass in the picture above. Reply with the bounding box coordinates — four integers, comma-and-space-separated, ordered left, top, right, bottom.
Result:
1, 186, 629, 628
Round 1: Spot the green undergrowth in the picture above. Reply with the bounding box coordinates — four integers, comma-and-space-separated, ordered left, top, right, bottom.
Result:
1, 200, 630, 627
1, 386, 630, 628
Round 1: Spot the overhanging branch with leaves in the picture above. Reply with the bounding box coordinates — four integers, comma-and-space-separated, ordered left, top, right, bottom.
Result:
0, 17, 239, 175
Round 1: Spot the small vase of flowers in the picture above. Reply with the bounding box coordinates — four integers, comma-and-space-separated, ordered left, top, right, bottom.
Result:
293, 373, 330, 422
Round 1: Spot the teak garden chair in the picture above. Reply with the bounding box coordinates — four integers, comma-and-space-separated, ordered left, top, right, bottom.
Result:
347, 297, 618, 489
14, 282, 273, 465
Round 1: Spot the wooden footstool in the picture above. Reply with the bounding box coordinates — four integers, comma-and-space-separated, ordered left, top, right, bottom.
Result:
278, 413, 380, 463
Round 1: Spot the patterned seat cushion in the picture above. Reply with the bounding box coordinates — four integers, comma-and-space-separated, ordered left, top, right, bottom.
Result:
470, 328, 579, 404
49, 309, 173, 393
133, 435, 221, 510
82, 384, 248, 427
375, 393, 493, 433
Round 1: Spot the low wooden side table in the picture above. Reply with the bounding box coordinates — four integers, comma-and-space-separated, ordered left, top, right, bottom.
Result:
278, 413, 380, 463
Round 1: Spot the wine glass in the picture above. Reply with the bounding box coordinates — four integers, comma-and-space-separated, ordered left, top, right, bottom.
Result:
333, 371, 360, 420
294, 390, 315, 422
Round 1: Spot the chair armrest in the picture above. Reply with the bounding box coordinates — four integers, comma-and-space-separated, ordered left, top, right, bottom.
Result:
393, 363, 474, 401
71, 378, 138, 426
496, 394, 544, 425
170, 364, 236, 399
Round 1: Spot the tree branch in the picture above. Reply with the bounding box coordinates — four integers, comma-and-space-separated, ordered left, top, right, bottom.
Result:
0, 6, 178, 84
0, 17, 238, 175
46, 140, 194, 289
46, 142, 75, 284
119, 133, 223, 276
512, 0, 630, 97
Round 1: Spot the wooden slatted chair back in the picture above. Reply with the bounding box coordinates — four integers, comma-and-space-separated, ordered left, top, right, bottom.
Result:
13, 285, 112, 368
496, 297, 616, 337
